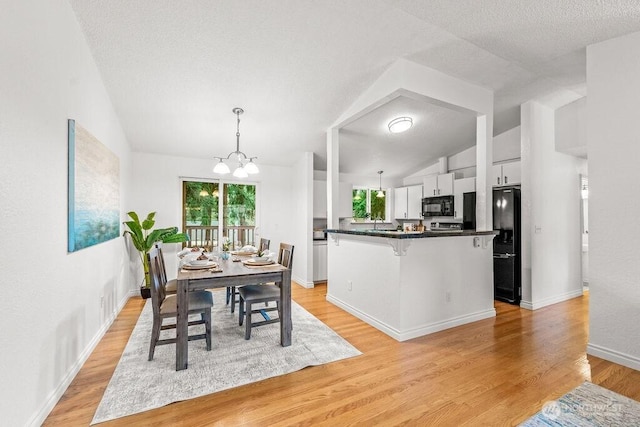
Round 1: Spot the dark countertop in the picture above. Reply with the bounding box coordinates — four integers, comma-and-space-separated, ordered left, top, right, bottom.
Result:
325, 229, 498, 239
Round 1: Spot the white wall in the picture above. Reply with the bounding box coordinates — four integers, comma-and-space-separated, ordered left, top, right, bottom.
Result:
555, 97, 587, 157
292, 153, 314, 287
520, 101, 583, 310
0, 2, 133, 425
586, 31, 640, 370
130, 152, 304, 283
403, 125, 521, 183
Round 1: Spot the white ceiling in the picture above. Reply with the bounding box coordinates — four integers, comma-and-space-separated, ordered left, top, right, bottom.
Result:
69, 0, 640, 178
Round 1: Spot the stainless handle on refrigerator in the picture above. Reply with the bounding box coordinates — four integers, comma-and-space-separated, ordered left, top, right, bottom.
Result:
497, 177, 501, 185
505, 176, 508, 184
493, 253, 516, 259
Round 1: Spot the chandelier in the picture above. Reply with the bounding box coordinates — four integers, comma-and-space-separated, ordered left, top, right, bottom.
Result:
212, 107, 259, 178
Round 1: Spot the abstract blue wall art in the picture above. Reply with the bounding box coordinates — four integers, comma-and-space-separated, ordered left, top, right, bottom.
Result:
68, 119, 120, 252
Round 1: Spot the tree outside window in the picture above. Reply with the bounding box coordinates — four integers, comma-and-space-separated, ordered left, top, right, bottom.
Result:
352, 188, 386, 221
182, 180, 257, 249
183, 181, 219, 226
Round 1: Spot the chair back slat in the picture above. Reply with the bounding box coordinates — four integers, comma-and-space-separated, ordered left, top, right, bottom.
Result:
147, 246, 166, 316
155, 244, 169, 285
278, 243, 294, 270
259, 238, 270, 253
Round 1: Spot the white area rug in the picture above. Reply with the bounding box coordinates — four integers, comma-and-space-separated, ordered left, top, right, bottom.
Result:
92, 290, 361, 424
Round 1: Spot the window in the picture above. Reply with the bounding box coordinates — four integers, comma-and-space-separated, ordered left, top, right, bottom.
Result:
182, 180, 256, 250
352, 188, 386, 221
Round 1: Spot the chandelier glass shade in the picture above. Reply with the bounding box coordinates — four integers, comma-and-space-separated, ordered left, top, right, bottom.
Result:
388, 116, 413, 133
213, 107, 259, 177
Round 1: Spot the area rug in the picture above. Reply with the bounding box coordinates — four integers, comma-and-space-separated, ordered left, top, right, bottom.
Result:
520, 381, 640, 426
91, 290, 361, 424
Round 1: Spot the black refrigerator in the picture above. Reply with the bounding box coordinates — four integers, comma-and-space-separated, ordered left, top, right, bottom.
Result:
493, 187, 521, 304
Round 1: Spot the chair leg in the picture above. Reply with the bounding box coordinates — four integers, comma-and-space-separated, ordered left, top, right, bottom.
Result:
230, 287, 236, 313
244, 302, 252, 340
204, 309, 212, 351
226, 287, 231, 305
148, 317, 161, 361
239, 295, 244, 326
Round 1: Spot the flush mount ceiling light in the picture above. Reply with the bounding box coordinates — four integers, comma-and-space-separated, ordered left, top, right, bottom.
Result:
388, 116, 413, 133
376, 170, 385, 198
213, 107, 259, 178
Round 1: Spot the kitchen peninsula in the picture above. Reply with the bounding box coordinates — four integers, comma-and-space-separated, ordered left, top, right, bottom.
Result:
326, 229, 497, 341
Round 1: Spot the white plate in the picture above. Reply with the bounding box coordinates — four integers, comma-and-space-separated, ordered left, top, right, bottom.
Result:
184, 261, 217, 269
242, 259, 275, 266
189, 259, 212, 266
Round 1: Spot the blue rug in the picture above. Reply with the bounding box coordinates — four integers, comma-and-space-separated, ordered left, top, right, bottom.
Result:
520, 381, 640, 426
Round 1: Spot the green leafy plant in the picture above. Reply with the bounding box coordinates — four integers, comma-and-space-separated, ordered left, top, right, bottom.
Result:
123, 211, 189, 288
221, 236, 232, 252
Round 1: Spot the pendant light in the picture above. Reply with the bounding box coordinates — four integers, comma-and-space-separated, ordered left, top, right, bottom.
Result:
213, 107, 259, 177
376, 171, 385, 198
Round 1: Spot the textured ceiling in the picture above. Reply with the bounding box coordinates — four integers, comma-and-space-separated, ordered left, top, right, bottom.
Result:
68, 0, 640, 177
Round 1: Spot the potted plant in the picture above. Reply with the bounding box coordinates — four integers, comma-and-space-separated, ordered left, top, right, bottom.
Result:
122, 211, 189, 298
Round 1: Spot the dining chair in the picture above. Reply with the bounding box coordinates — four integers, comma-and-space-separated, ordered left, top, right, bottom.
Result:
237, 242, 294, 340
155, 244, 178, 295
226, 237, 271, 312
147, 246, 213, 361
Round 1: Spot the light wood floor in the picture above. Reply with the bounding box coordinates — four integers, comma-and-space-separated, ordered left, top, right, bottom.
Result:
44, 284, 640, 426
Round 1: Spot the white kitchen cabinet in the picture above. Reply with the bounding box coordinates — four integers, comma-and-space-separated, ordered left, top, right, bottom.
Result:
453, 177, 475, 219
313, 241, 327, 282
492, 160, 521, 186
313, 180, 327, 218
423, 173, 454, 197
394, 185, 423, 219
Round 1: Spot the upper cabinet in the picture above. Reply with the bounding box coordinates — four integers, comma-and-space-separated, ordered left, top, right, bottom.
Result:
394, 185, 423, 219
423, 173, 454, 197
492, 160, 521, 187
453, 177, 476, 219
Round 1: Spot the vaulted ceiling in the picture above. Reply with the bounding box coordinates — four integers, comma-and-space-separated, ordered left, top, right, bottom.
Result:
69, 0, 640, 178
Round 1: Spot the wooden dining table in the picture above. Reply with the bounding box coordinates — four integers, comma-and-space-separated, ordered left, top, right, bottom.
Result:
175, 257, 292, 371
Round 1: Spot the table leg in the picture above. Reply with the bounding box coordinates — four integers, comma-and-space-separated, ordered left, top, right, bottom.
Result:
176, 278, 189, 370
280, 268, 292, 346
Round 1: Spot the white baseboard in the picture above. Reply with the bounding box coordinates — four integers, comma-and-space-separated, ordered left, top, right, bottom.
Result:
27, 290, 133, 427
520, 289, 583, 311
326, 294, 496, 342
520, 300, 534, 310
587, 343, 640, 371
293, 275, 314, 289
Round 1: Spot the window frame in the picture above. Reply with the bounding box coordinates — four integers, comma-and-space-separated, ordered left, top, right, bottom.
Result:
180, 177, 261, 249
351, 186, 389, 223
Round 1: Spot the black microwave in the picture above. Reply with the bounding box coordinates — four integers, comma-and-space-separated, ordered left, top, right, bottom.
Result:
422, 195, 454, 217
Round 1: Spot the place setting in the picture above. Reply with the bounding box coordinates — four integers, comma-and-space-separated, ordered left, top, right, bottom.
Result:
179, 251, 223, 272
242, 256, 276, 267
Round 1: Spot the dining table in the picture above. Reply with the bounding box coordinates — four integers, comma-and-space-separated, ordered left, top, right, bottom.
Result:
175, 255, 292, 371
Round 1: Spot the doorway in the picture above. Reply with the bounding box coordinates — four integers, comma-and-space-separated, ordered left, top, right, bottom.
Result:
581, 175, 589, 289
